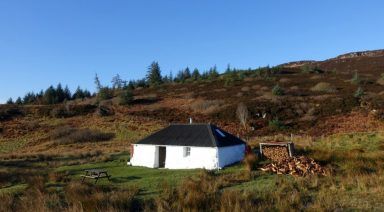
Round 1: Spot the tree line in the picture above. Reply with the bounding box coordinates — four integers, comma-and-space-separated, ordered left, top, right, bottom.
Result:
7, 84, 92, 105
6, 61, 282, 105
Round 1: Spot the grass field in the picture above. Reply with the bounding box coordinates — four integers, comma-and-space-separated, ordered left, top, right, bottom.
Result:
1, 132, 384, 211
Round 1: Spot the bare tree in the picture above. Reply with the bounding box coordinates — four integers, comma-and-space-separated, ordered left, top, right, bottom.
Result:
236, 102, 248, 128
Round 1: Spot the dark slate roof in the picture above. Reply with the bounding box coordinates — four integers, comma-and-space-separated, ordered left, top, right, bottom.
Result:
136, 124, 246, 147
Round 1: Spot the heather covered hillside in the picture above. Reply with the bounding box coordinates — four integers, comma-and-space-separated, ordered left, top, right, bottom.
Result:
1, 50, 384, 211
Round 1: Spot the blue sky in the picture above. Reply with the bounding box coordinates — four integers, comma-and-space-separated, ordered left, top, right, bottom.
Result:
1, 0, 383, 103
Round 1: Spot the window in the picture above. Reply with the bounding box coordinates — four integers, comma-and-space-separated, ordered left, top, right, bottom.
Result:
184, 147, 191, 157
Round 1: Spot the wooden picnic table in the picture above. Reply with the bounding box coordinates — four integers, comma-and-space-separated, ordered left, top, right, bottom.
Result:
81, 169, 111, 184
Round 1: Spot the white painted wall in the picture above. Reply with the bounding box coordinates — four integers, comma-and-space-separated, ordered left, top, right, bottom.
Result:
217, 144, 245, 168
165, 146, 218, 169
130, 144, 245, 169
130, 144, 158, 168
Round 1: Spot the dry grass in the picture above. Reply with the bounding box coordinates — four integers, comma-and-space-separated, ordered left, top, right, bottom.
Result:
2, 131, 384, 211
310, 82, 336, 93
190, 99, 224, 114
0, 180, 141, 212
241, 86, 250, 92
243, 152, 258, 172
50, 126, 114, 144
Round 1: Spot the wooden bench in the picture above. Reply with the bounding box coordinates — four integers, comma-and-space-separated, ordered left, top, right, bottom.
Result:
81, 169, 111, 184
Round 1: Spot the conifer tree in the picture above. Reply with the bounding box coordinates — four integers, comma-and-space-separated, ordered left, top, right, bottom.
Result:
15, 97, 23, 105
43, 86, 58, 104
56, 83, 65, 102
111, 74, 124, 89
192, 68, 201, 81
23, 92, 36, 104
183, 67, 191, 80
73, 86, 85, 99
64, 85, 72, 100
6, 98, 14, 104
146, 61, 162, 86
208, 65, 219, 80
225, 64, 232, 73
94, 73, 102, 91
119, 88, 134, 105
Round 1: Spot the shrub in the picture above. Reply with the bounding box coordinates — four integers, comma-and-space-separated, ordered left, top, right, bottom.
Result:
156, 182, 178, 211
236, 103, 248, 128
98, 87, 113, 100
269, 118, 285, 130
354, 87, 364, 98
190, 99, 224, 114
119, 89, 134, 105
310, 82, 336, 93
50, 126, 76, 140
272, 84, 284, 96
50, 127, 114, 144
176, 170, 219, 211
301, 64, 313, 73
0, 107, 24, 121
244, 152, 258, 171
50, 107, 69, 118
96, 105, 114, 117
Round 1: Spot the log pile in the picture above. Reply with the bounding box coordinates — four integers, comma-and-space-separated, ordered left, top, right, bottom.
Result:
261, 145, 290, 162
260, 156, 327, 177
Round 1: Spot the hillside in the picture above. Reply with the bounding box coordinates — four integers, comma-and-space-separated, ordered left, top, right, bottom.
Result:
2, 49, 384, 211
2, 49, 384, 156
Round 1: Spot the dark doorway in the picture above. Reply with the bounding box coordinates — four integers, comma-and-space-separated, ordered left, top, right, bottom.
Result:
158, 146, 166, 168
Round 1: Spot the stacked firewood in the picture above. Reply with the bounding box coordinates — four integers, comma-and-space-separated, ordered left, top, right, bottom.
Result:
260, 156, 327, 177
262, 145, 290, 162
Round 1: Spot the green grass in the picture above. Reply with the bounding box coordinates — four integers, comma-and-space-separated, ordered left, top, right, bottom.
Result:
51, 152, 287, 201
315, 132, 384, 152
2, 132, 384, 210
0, 139, 27, 154
55, 153, 248, 197
0, 184, 27, 194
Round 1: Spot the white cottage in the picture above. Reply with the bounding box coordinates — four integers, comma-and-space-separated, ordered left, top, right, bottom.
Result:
129, 124, 246, 169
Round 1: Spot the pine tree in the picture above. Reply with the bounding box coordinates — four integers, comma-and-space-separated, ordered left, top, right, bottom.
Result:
146, 61, 162, 86
23, 92, 36, 104
36, 90, 44, 104
83, 89, 91, 98
98, 87, 113, 100
56, 83, 65, 102
15, 97, 23, 105
175, 70, 184, 82
6, 98, 14, 104
111, 74, 124, 89
43, 86, 58, 104
64, 85, 72, 100
94, 73, 102, 91
183, 67, 191, 80
119, 88, 134, 105
208, 65, 219, 80
225, 64, 231, 73
128, 80, 135, 90
192, 68, 201, 81
169, 71, 173, 82
72, 86, 84, 99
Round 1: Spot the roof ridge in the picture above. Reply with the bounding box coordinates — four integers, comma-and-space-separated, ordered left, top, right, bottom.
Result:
206, 125, 217, 147
170, 123, 211, 126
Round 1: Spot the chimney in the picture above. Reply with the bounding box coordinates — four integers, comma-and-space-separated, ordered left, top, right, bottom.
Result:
189, 118, 193, 124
